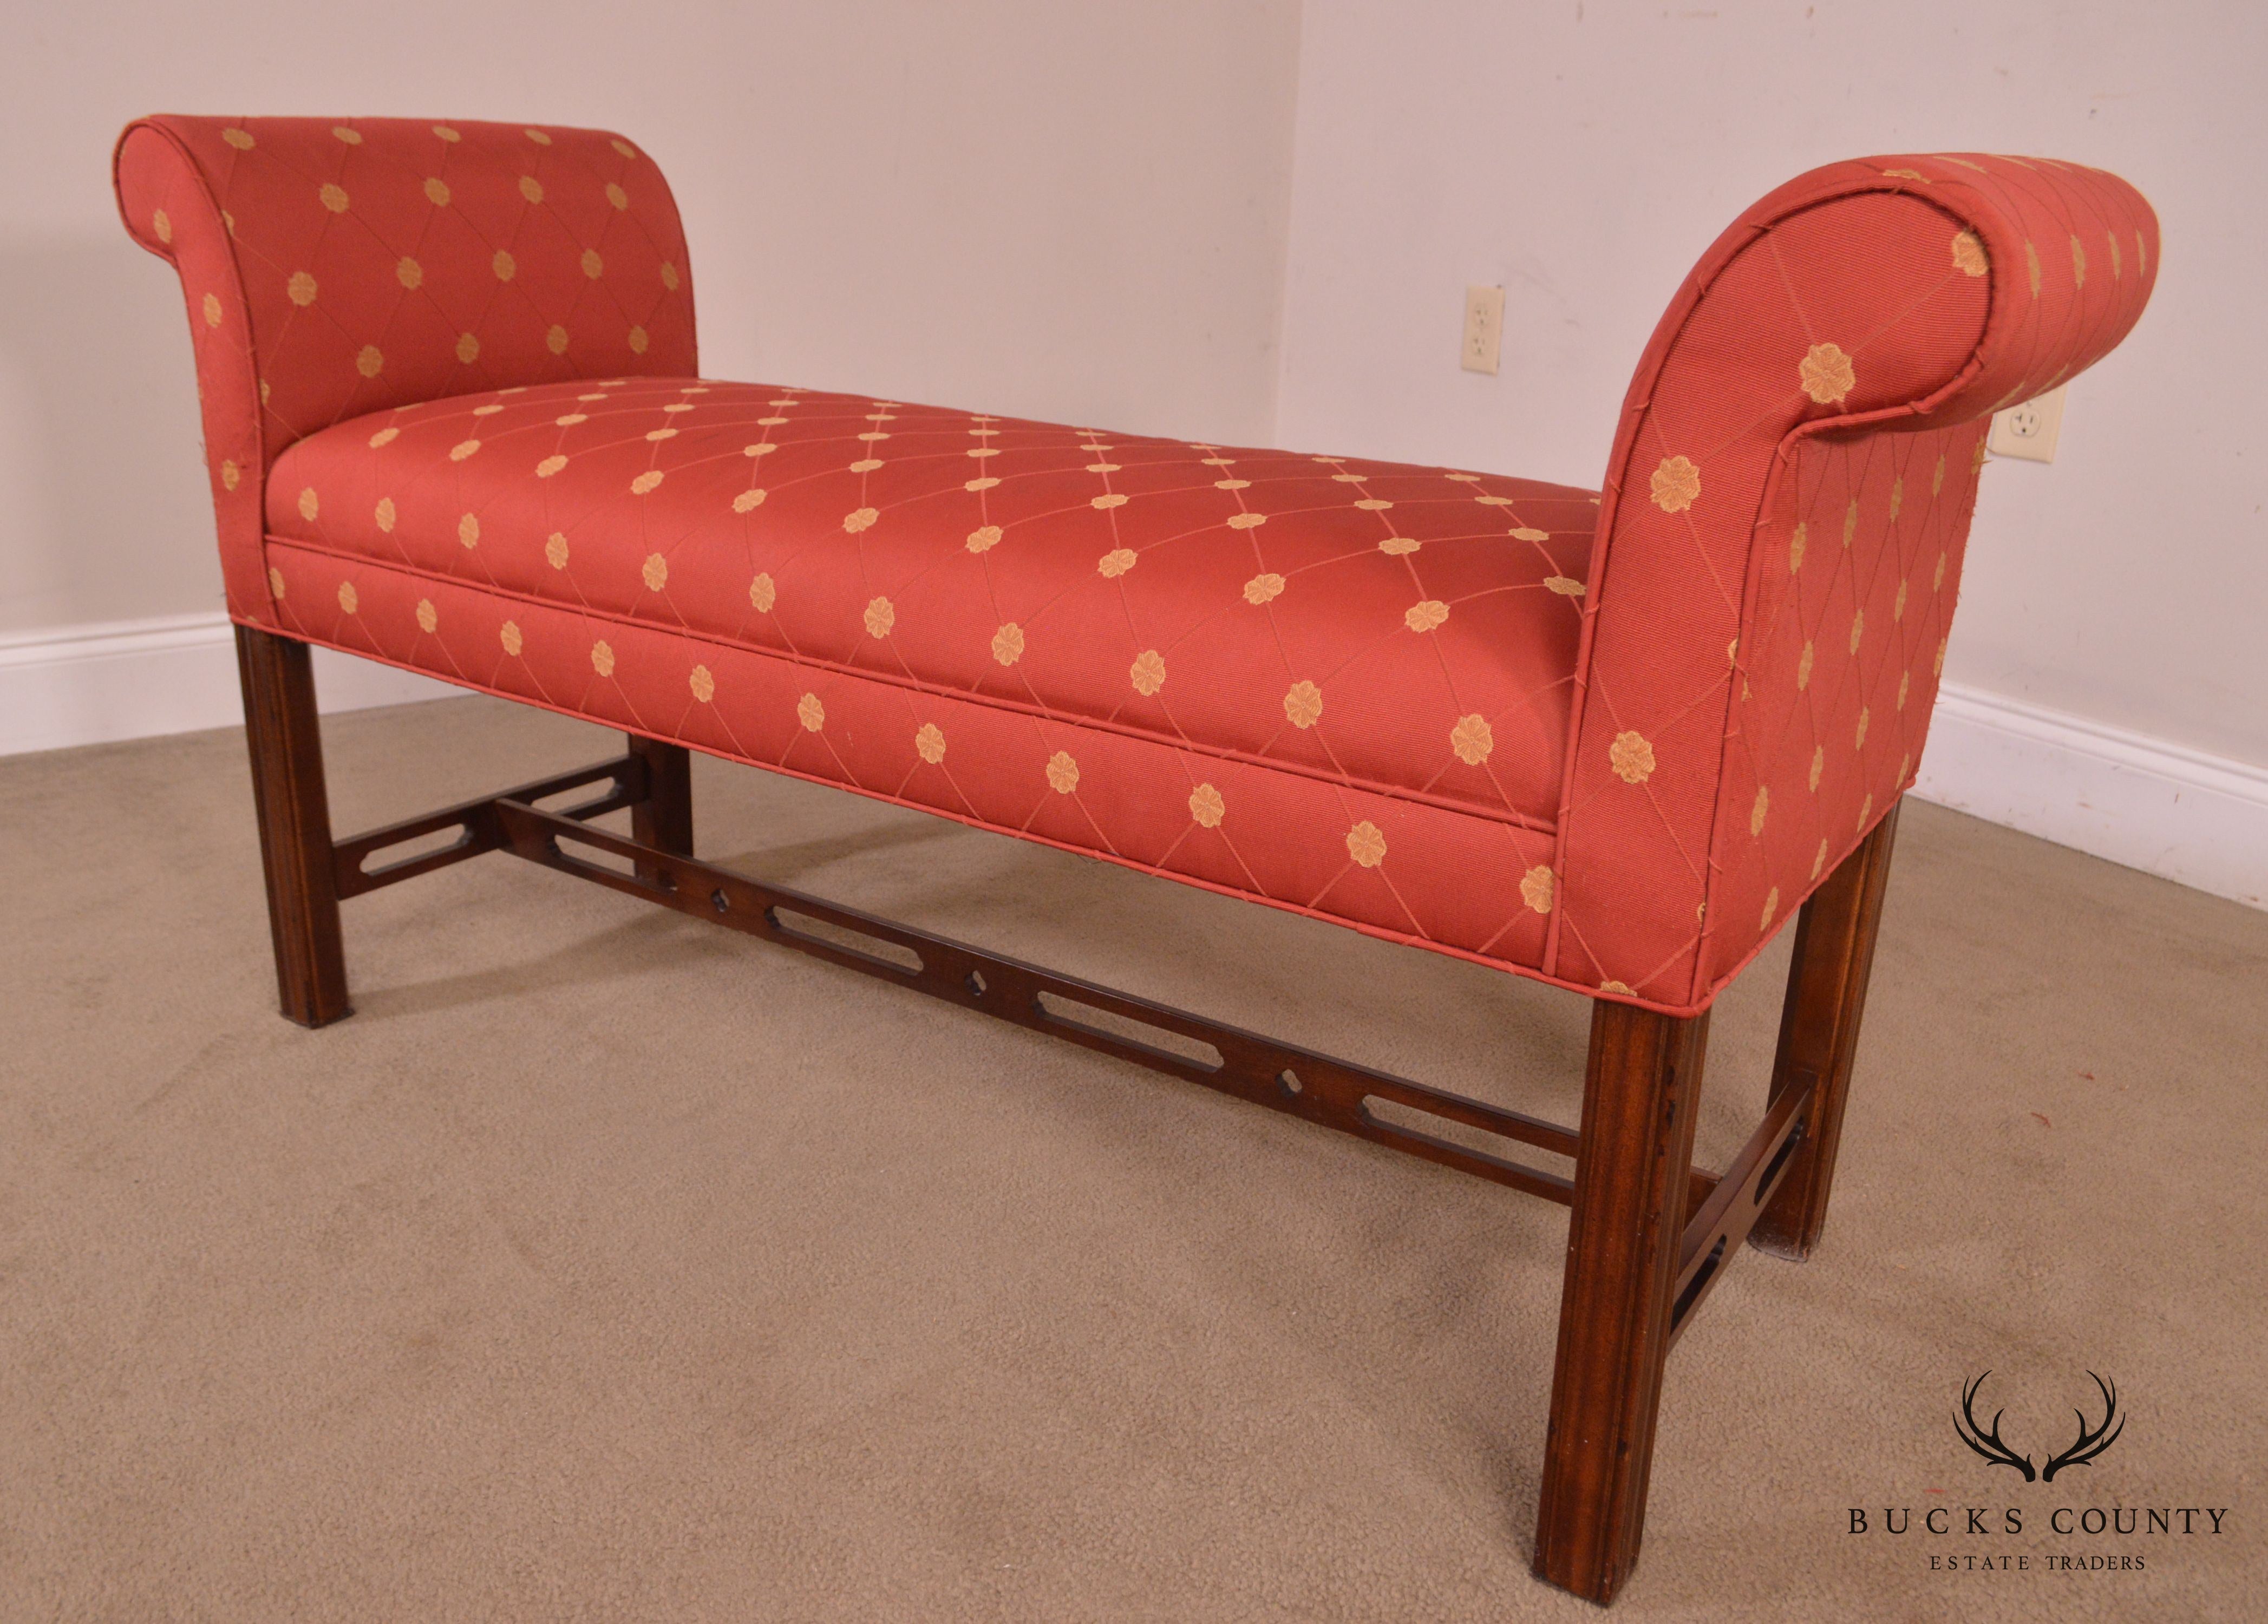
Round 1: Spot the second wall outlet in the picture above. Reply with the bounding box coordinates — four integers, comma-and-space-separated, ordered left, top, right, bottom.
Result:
1461, 285, 1505, 375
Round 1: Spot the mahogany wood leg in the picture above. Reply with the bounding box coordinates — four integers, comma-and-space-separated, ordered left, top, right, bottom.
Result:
1533, 1002, 1709, 1604
627, 735, 693, 883
1750, 801, 1900, 1260
233, 625, 350, 1027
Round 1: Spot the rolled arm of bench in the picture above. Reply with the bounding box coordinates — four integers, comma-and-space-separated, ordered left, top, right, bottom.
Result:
1551, 154, 2159, 1010
114, 114, 697, 624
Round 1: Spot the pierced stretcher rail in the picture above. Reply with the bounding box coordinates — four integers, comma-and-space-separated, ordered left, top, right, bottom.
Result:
328, 760, 1779, 1321
486, 790, 1586, 1204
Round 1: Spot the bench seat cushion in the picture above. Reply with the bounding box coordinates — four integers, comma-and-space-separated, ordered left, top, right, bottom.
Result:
263, 378, 1600, 975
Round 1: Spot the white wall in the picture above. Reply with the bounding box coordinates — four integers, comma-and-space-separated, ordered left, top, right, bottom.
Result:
0, 0, 1303, 642
1276, 0, 2266, 775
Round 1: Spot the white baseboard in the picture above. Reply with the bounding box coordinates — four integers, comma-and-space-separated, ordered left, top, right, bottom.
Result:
3, 611, 2262, 910
1914, 681, 2267, 911
0, 610, 456, 757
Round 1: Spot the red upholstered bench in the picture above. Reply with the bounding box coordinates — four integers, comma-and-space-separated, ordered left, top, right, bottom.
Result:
114, 115, 2156, 1603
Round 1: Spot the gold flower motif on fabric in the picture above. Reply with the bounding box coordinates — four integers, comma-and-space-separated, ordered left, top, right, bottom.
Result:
1520, 866, 1554, 915
1799, 343, 1855, 405
1450, 713, 1494, 765
1283, 680, 1323, 729
1188, 783, 1225, 828
1609, 730, 1655, 784
1650, 456, 1700, 513
1346, 821, 1387, 868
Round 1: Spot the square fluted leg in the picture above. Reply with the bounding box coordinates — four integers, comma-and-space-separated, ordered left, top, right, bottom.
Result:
233, 625, 350, 1027
1533, 1001, 1709, 1603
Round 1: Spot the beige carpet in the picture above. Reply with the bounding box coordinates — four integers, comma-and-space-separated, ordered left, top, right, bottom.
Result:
2, 694, 2262, 1621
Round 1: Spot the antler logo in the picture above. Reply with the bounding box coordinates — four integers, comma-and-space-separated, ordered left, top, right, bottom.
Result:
1955, 1371, 2125, 1482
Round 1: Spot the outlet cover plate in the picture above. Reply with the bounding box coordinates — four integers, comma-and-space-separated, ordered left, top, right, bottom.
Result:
1461, 285, 1505, 375
1988, 384, 2068, 463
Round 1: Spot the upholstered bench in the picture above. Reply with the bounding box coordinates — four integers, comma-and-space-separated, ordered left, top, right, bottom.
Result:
115, 115, 2156, 1603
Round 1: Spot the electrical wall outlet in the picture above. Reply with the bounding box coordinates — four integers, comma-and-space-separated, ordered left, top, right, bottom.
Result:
1461, 284, 1505, 375
1988, 384, 2068, 463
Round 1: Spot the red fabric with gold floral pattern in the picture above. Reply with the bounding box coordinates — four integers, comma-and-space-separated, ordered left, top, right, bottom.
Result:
1552, 155, 2158, 1009
113, 114, 696, 624
264, 380, 1597, 831
118, 121, 2159, 1014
